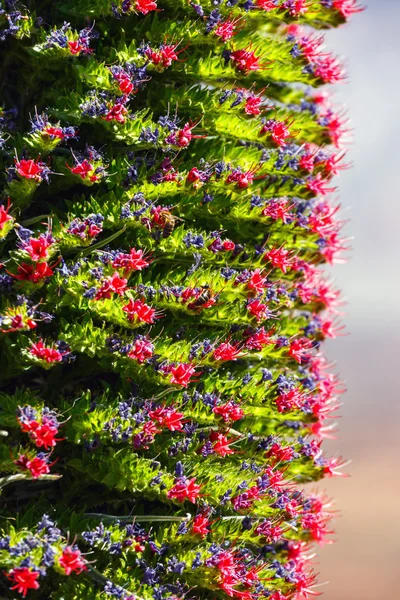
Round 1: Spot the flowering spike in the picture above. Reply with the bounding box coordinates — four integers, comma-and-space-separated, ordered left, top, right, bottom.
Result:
0, 2, 359, 599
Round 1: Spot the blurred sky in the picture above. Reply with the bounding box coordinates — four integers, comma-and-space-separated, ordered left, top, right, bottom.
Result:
308, 1, 400, 599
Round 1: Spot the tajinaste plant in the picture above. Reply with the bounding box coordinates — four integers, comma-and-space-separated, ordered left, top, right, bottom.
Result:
0, 1, 361, 598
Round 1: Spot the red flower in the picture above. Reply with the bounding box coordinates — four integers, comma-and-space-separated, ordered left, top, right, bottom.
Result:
245, 327, 273, 351
264, 465, 286, 490
262, 199, 293, 223
6, 313, 36, 332
103, 102, 128, 124
306, 173, 336, 196
22, 236, 52, 261
269, 593, 288, 600
128, 338, 154, 363
266, 442, 295, 464
112, 248, 150, 274
148, 407, 185, 431
0, 200, 12, 230
122, 299, 157, 324
135, 0, 158, 15
302, 513, 333, 544
163, 410, 185, 432
15, 454, 50, 479
213, 401, 244, 423
255, 519, 283, 542
314, 56, 345, 84
333, 0, 364, 18
168, 121, 206, 148
247, 269, 267, 294
275, 388, 304, 413
170, 363, 199, 387
244, 95, 262, 115
44, 126, 66, 139
231, 48, 262, 73
29, 340, 63, 363
322, 456, 349, 478
255, 0, 276, 9
214, 18, 241, 42
260, 120, 291, 146
222, 239, 235, 251
14, 158, 44, 181
288, 338, 313, 364
211, 432, 235, 457
95, 272, 128, 300
191, 514, 211, 537
67, 159, 96, 181
114, 72, 134, 95
284, 0, 308, 16
59, 546, 87, 575
299, 152, 315, 173
160, 45, 180, 68
213, 342, 241, 362
319, 151, 351, 177
247, 299, 269, 321
31, 423, 60, 450
264, 246, 294, 273
6, 567, 40, 597
13, 261, 53, 282
68, 40, 90, 55
167, 477, 201, 503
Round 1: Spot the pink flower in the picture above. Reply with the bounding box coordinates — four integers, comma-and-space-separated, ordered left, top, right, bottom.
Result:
13, 262, 54, 283
6, 567, 40, 597
231, 48, 263, 73
284, 0, 309, 16
22, 235, 52, 261
148, 407, 185, 431
170, 363, 199, 387
247, 299, 269, 321
213, 402, 244, 423
214, 17, 241, 42
14, 158, 45, 181
210, 432, 235, 457
15, 454, 51, 479
191, 514, 211, 537
288, 338, 313, 364
59, 546, 87, 575
135, 0, 158, 15
333, 0, 364, 18
245, 327, 273, 350
264, 246, 294, 273
167, 477, 201, 503
29, 340, 63, 363
260, 120, 291, 146
0, 199, 12, 230
213, 342, 241, 362
128, 338, 154, 363
122, 299, 157, 324
244, 95, 262, 115
95, 272, 128, 300
255, 520, 283, 542
112, 248, 151, 274
103, 102, 128, 123
255, 0, 276, 10
247, 269, 267, 294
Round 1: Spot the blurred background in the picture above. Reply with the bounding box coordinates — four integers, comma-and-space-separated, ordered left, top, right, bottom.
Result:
312, 1, 400, 598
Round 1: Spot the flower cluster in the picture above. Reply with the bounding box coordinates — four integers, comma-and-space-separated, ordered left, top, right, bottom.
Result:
25, 339, 74, 368
1, 517, 86, 598
66, 146, 107, 184
44, 22, 97, 56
